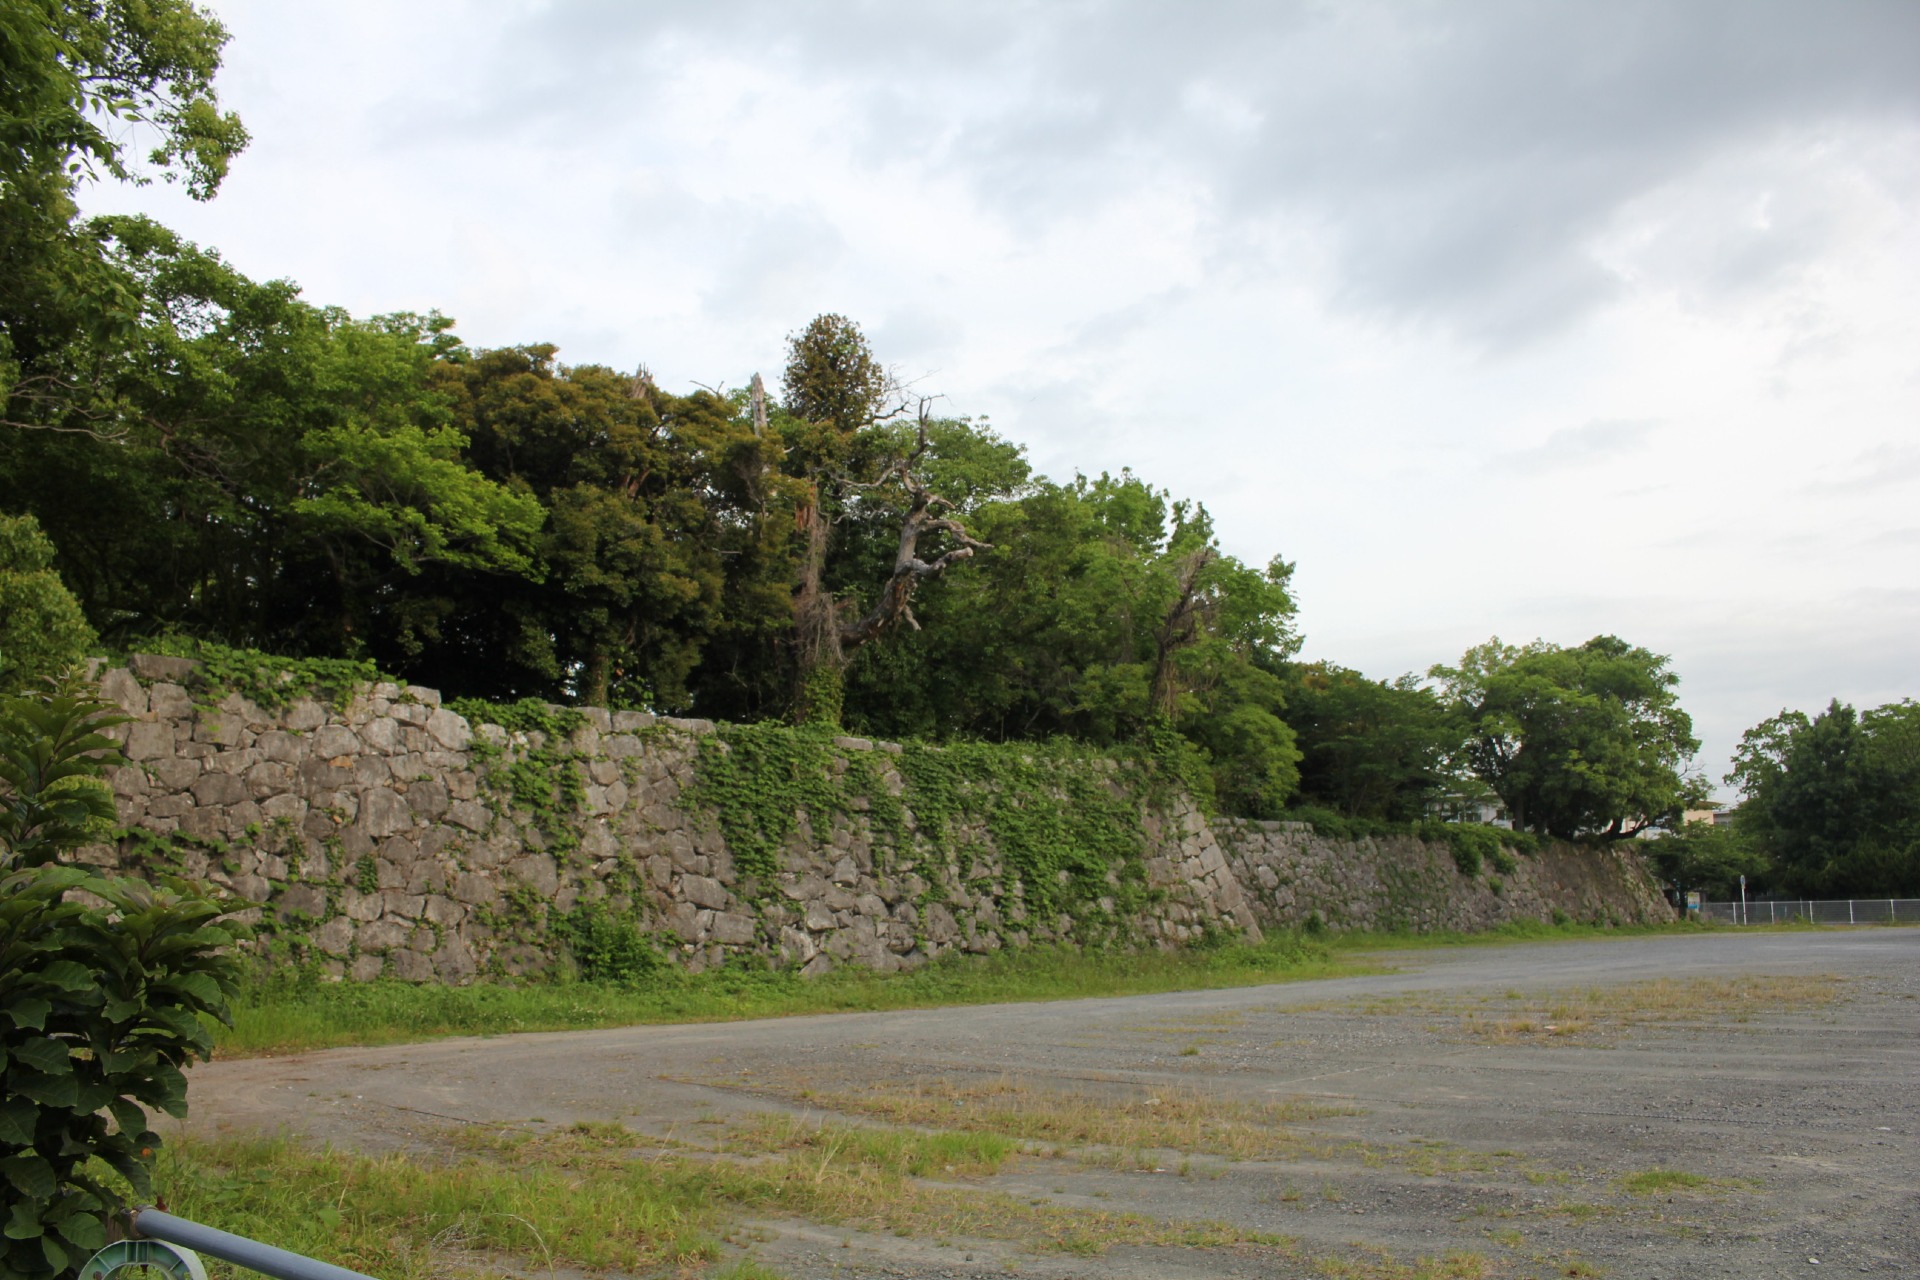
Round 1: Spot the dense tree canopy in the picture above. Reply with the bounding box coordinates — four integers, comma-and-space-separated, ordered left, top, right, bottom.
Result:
1728, 699, 1920, 896
2, 0, 246, 433
1278, 663, 1459, 821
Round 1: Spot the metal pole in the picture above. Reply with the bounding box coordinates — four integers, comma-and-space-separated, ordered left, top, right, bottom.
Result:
132, 1209, 380, 1280
1739, 875, 1747, 925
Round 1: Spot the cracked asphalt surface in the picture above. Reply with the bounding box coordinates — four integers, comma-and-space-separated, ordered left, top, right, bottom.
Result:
180, 928, 1919, 1279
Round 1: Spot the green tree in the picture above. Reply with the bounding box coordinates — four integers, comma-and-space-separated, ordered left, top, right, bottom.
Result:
774, 315, 993, 725
0, 513, 93, 692
842, 469, 1302, 814
1729, 699, 1920, 895
2, 0, 247, 431
2, 223, 543, 661
1432, 635, 1704, 840
431, 344, 770, 706
1279, 663, 1461, 821
1644, 819, 1768, 901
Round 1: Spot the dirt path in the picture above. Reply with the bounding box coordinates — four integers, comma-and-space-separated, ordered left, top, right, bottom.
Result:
182, 930, 1919, 1279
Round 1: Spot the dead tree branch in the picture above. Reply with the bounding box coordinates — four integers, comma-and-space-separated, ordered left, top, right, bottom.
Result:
838, 404, 992, 650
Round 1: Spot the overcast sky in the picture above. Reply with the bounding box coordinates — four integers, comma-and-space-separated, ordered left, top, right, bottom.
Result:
87, 1, 1920, 796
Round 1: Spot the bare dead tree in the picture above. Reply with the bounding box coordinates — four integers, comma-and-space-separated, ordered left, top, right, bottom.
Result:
837, 402, 993, 650
748, 371, 768, 438
1147, 545, 1218, 718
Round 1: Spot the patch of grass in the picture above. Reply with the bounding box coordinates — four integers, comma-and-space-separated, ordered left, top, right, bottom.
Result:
159, 1122, 1291, 1276
1312, 1245, 1493, 1279
758, 1077, 1361, 1164
221, 934, 1362, 1057
1617, 1168, 1753, 1196
722, 1113, 1018, 1178
1303, 973, 1844, 1046
1326, 917, 1706, 954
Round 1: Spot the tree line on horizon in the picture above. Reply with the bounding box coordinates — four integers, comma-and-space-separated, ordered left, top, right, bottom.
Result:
2, 0, 1914, 898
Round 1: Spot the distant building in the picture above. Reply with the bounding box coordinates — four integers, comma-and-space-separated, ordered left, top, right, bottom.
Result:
1429, 792, 1512, 828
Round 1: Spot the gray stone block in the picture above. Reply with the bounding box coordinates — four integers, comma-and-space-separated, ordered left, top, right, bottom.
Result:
425, 707, 471, 750
447, 799, 491, 832
129, 654, 200, 682
507, 853, 559, 897
190, 771, 249, 807
357, 786, 414, 838
709, 911, 756, 945
125, 722, 176, 761
100, 668, 148, 714
390, 948, 435, 982
405, 779, 450, 819
681, 874, 729, 910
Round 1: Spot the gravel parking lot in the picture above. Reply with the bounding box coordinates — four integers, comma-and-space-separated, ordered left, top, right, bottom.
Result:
185, 928, 1919, 1279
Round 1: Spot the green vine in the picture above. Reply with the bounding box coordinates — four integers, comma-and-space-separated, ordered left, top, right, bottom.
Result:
1279, 804, 1540, 877
685, 722, 1177, 928
132, 637, 392, 711
448, 697, 590, 855
686, 723, 848, 880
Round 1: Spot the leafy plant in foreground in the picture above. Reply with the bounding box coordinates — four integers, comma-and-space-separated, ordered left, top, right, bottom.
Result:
0, 690, 244, 1279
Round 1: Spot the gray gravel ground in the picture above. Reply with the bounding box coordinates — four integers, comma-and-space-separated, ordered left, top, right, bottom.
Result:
183, 929, 1919, 1279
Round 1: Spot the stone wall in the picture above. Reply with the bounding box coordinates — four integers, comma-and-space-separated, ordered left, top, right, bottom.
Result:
1217, 820, 1671, 934
83, 657, 1671, 983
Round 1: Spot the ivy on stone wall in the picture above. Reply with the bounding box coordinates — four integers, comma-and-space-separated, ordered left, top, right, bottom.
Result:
896, 740, 1151, 921
686, 722, 1189, 927
1281, 802, 1539, 877
687, 723, 853, 881
134, 638, 392, 711
448, 697, 589, 855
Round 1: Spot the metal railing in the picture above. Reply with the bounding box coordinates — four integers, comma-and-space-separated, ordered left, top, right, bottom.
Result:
81, 1208, 378, 1280
1699, 898, 1920, 926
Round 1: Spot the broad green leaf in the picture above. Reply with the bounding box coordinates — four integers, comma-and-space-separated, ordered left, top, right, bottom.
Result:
33, 960, 94, 993
148, 1063, 188, 1118
53, 1213, 105, 1251
102, 997, 144, 1023
0, 1153, 57, 1199
100, 1046, 155, 1076
3, 1201, 41, 1240
106, 1097, 145, 1137
71, 1079, 113, 1114
158, 971, 222, 1006
12, 1070, 77, 1109
0, 1099, 35, 1146
11, 1038, 72, 1075
4, 996, 51, 1030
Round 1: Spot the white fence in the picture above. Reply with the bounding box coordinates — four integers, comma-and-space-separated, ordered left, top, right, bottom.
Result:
1699, 898, 1920, 926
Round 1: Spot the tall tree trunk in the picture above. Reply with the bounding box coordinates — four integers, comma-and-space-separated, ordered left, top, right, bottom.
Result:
582, 642, 611, 709
1147, 547, 1216, 720
791, 495, 844, 725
